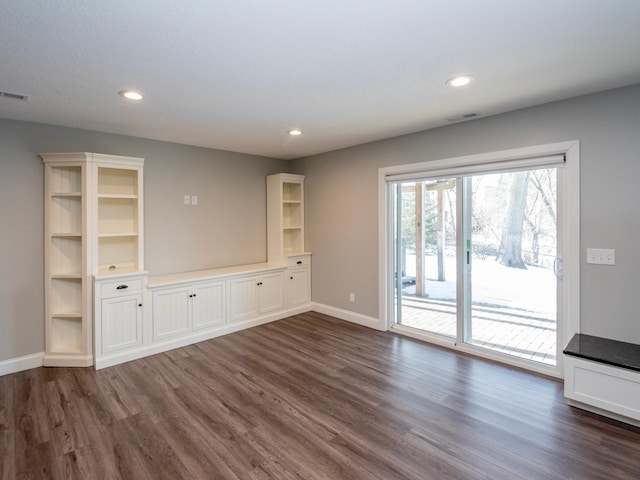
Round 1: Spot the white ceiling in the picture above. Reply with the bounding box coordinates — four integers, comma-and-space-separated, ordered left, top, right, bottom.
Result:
1, 1, 639, 160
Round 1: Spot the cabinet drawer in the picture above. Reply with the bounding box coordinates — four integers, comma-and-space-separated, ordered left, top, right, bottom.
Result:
101, 279, 143, 296
287, 255, 310, 267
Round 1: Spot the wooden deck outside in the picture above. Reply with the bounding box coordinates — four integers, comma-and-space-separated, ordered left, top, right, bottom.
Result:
399, 294, 557, 365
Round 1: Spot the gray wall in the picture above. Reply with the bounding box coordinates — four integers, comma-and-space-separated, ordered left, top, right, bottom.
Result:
0, 119, 288, 361
293, 84, 640, 344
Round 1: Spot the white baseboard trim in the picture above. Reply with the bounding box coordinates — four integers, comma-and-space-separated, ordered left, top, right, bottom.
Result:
310, 302, 385, 331
0, 352, 44, 376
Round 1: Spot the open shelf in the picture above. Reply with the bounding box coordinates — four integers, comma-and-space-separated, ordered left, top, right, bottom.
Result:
97, 165, 141, 274
98, 197, 138, 235
51, 233, 82, 238
283, 228, 303, 253
98, 167, 138, 196
50, 236, 82, 275
98, 233, 138, 238
52, 192, 81, 198
50, 277, 82, 315
49, 316, 83, 353
50, 166, 81, 194
282, 182, 302, 202
98, 236, 138, 272
98, 194, 138, 199
50, 196, 82, 235
283, 202, 302, 228
267, 174, 306, 261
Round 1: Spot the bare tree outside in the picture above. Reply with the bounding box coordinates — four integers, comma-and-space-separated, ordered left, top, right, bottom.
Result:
498, 171, 530, 269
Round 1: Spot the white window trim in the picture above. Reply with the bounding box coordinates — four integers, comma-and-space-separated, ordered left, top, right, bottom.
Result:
378, 140, 580, 378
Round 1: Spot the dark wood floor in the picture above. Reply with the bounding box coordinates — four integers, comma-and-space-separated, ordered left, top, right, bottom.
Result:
2, 312, 640, 479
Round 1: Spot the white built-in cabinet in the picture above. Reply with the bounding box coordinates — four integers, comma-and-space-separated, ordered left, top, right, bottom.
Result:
42, 152, 144, 367
285, 254, 311, 308
230, 270, 285, 322
192, 281, 227, 330
95, 273, 145, 356
267, 172, 312, 311
151, 279, 227, 341
152, 286, 191, 341
42, 163, 311, 370
267, 173, 306, 261
94, 160, 144, 275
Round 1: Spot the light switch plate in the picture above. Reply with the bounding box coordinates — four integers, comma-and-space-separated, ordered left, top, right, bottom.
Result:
586, 248, 615, 265
183, 194, 191, 205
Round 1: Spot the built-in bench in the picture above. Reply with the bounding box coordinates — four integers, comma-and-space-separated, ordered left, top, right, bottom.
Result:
563, 333, 640, 427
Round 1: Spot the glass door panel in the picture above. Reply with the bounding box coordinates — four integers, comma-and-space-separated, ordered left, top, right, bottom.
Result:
394, 179, 458, 339
463, 169, 558, 365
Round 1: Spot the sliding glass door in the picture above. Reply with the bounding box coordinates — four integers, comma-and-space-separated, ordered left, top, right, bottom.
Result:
394, 179, 458, 339
393, 167, 559, 367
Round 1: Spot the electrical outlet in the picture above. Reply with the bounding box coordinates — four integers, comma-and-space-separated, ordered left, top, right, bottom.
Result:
183, 194, 191, 205
349, 293, 355, 302
586, 248, 615, 265
191, 195, 198, 206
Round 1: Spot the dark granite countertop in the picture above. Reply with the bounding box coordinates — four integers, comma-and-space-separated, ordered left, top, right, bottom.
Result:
563, 333, 640, 373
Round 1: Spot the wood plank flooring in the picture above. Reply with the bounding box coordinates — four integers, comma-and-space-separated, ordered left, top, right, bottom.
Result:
2, 312, 639, 479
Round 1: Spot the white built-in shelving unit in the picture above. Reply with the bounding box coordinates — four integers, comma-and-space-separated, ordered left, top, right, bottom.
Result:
42, 153, 144, 367
41, 163, 311, 370
95, 163, 143, 275
267, 173, 311, 308
44, 162, 88, 366
267, 173, 306, 261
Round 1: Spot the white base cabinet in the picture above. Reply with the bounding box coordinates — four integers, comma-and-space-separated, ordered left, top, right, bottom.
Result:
94, 273, 147, 368
230, 271, 284, 322
93, 262, 310, 370
152, 285, 191, 341
564, 355, 640, 427
286, 254, 311, 308
152, 279, 227, 341
101, 294, 143, 354
192, 281, 227, 330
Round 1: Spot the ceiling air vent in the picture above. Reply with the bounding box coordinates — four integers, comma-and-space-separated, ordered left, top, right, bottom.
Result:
447, 112, 481, 122
0, 90, 29, 101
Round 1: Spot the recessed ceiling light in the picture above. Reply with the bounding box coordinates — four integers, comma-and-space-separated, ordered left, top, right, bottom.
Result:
446, 76, 474, 87
118, 90, 144, 101
288, 129, 303, 136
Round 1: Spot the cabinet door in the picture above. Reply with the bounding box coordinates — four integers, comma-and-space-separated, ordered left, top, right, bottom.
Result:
101, 294, 142, 354
153, 286, 190, 340
192, 280, 226, 330
230, 276, 260, 322
287, 267, 310, 307
259, 271, 284, 314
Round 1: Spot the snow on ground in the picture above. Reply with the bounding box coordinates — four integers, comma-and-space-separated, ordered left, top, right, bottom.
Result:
403, 253, 556, 318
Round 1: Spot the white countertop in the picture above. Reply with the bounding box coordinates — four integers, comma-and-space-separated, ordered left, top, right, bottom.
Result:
147, 262, 287, 288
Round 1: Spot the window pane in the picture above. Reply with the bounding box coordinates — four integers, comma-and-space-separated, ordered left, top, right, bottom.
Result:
394, 179, 457, 338
464, 169, 557, 365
